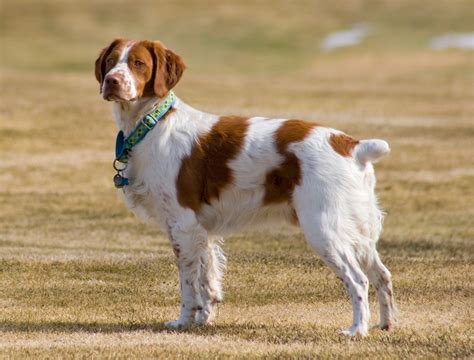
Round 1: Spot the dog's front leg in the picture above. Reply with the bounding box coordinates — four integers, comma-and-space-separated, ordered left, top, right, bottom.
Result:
165, 222, 208, 329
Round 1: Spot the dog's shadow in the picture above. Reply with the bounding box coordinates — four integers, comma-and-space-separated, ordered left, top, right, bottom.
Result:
0, 320, 371, 343
0, 320, 263, 336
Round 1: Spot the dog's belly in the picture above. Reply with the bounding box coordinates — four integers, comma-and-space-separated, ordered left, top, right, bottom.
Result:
196, 186, 296, 235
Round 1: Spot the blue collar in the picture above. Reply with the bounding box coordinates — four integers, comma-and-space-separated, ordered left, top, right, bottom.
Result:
113, 91, 176, 188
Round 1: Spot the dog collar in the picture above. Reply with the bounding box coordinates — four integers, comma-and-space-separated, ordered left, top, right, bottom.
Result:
113, 91, 176, 188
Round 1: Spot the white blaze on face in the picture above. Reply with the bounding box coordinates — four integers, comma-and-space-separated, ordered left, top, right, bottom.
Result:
102, 41, 138, 100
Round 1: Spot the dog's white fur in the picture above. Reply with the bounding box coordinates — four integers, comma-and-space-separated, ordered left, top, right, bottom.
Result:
99, 43, 396, 336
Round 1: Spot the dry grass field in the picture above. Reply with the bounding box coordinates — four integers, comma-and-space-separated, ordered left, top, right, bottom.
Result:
1, 0, 473, 358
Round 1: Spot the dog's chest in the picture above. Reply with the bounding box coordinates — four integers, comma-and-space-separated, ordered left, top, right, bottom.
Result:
119, 148, 178, 227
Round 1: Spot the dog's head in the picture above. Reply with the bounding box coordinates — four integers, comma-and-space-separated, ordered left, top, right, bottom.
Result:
94, 39, 186, 102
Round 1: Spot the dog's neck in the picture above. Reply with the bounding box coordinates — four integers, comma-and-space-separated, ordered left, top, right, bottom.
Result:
112, 96, 162, 135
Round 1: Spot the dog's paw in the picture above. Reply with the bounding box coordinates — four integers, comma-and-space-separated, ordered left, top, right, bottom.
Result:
164, 320, 189, 329
377, 321, 393, 331
340, 324, 368, 337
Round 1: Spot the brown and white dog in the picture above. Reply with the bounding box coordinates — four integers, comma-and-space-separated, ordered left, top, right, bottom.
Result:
95, 38, 396, 336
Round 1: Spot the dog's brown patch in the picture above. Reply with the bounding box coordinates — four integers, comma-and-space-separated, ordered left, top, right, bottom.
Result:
263, 120, 317, 204
177, 116, 249, 212
329, 133, 359, 157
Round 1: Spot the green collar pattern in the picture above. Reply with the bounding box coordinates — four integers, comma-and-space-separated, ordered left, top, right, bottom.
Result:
112, 91, 176, 188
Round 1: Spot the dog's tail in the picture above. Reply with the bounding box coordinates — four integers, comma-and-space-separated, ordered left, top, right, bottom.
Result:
353, 139, 390, 165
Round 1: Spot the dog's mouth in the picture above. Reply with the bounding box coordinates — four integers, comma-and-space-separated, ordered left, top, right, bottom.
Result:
103, 92, 137, 103
104, 94, 122, 102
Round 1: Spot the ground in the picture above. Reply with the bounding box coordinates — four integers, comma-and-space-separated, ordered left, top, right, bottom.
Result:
1, 0, 473, 358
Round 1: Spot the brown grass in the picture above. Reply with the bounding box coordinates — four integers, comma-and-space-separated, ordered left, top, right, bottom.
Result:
1, 0, 473, 358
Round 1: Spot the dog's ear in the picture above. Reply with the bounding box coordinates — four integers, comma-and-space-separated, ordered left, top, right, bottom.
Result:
147, 41, 186, 98
163, 48, 186, 92
94, 38, 125, 91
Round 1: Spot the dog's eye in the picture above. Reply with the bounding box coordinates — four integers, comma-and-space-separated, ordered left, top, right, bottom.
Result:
134, 60, 145, 68
106, 58, 115, 65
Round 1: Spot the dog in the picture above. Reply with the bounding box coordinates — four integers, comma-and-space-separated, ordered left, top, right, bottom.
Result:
94, 38, 396, 336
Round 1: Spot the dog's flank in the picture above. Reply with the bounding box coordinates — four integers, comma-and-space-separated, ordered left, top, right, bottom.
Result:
177, 116, 249, 212
95, 38, 395, 336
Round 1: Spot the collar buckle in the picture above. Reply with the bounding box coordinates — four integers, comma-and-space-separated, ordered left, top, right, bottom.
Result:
141, 115, 155, 130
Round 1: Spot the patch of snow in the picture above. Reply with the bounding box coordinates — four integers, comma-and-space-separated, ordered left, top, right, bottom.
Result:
429, 33, 474, 50
321, 23, 371, 51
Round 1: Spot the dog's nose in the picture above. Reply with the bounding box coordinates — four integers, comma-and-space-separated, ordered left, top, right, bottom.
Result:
105, 76, 120, 86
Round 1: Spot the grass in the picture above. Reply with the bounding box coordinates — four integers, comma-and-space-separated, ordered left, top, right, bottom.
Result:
1, 0, 473, 358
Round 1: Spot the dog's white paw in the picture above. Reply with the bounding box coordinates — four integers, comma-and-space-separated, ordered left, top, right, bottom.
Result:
340, 324, 368, 337
164, 319, 189, 329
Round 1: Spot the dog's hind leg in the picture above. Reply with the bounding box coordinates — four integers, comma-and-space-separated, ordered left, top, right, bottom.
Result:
165, 221, 208, 329
196, 237, 227, 325
365, 250, 397, 330
295, 199, 371, 336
